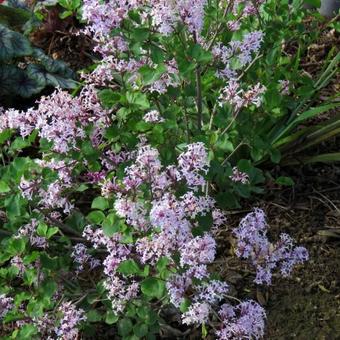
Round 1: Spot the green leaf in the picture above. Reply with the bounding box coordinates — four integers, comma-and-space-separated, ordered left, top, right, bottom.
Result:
36, 223, 48, 237
131, 27, 149, 42
118, 318, 133, 337
156, 257, 169, 274
126, 92, 150, 109
141, 277, 165, 299
8, 238, 26, 255
59, 10, 73, 19
87, 210, 105, 224
87, 310, 102, 322
139, 64, 166, 85
179, 298, 191, 313
41, 280, 57, 298
0, 5, 32, 31
102, 213, 120, 237
117, 259, 141, 276
275, 176, 295, 186
0, 65, 41, 98
0, 180, 10, 193
91, 197, 109, 210
105, 311, 119, 325
98, 89, 120, 109
133, 323, 148, 338
46, 227, 59, 239
304, 0, 320, 7
17, 324, 38, 339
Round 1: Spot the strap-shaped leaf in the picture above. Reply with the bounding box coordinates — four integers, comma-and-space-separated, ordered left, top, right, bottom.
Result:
0, 23, 32, 61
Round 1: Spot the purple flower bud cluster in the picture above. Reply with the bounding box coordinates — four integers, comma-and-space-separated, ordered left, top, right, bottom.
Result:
0, 294, 14, 319
234, 208, 309, 285
55, 302, 86, 340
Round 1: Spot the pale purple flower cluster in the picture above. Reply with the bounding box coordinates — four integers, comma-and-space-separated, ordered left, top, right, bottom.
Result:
279, 79, 291, 95
55, 302, 86, 340
213, 31, 264, 80
218, 80, 266, 110
182, 302, 210, 325
82, 142, 229, 317
234, 209, 309, 284
149, 59, 180, 94
18, 158, 78, 214
16, 219, 48, 249
143, 110, 164, 123
10, 255, 26, 275
83, 0, 207, 41
0, 294, 14, 319
71, 243, 100, 273
230, 167, 249, 184
178, 142, 209, 188
226, 0, 266, 31
0, 88, 108, 154
82, 225, 136, 313
180, 233, 216, 266
216, 300, 266, 339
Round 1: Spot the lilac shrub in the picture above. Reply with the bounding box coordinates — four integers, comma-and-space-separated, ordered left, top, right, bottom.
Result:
0, 0, 315, 338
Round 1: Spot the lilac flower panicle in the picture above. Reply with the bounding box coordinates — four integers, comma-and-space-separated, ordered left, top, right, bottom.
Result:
182, 302, 210, 325
0, 294, 14, 319
234, 209, 309, 285
143, 110, 165, 123
56, 302, 86, 340
178, 142, 209, 188
180, 234, 216, 267
216, 300, 266, 339
195, 280, 229, 304
71, 243, 100, 273
230, 167, 249, 184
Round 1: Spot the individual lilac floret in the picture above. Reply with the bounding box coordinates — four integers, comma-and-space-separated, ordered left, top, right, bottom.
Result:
56, 301, 86, 340
0, 294, 14, 319
216, 300, 266, 339
230, 167, 249, 184
233, 209, 309, 285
